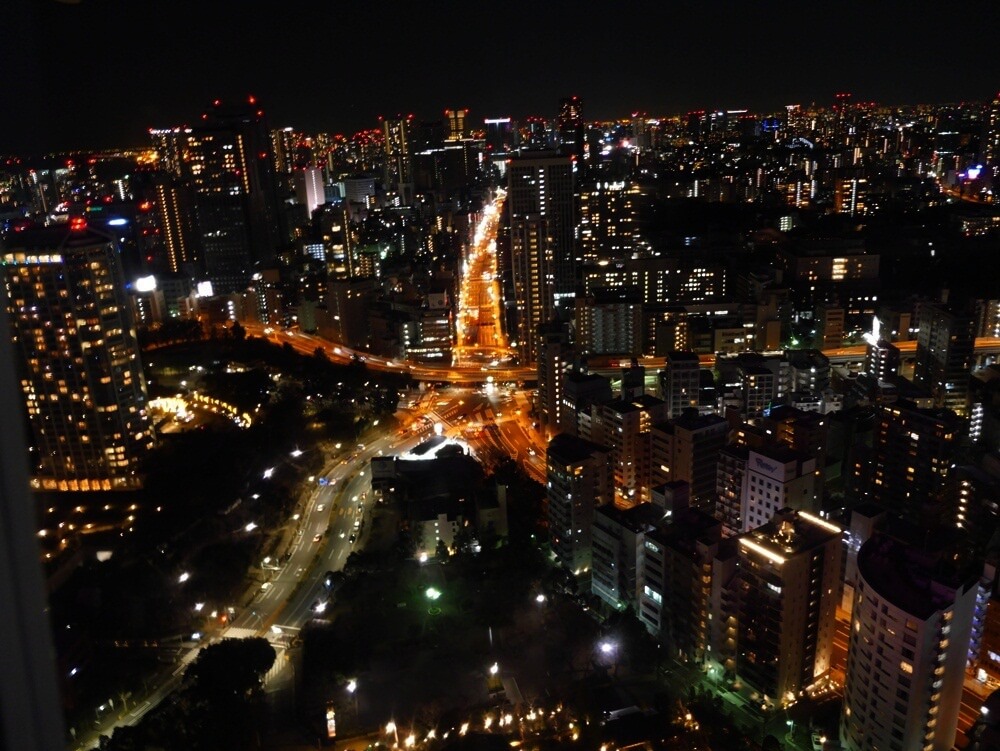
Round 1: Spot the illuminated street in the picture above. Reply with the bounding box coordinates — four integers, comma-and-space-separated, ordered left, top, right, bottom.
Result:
455, 190, 510, 366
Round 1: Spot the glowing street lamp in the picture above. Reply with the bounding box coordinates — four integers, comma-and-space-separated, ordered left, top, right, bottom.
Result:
346, 679, 357, 694
178, 572, 190, 584
425, 587, 441, 601
262, 467, 274, 479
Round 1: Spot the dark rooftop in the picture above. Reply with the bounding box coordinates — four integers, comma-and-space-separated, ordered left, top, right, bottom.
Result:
3, 223, 116, 252
857, 530, 979, 620
547, 433, 610, 464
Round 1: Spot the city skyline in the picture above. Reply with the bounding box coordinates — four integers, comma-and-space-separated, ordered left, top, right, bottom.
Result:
7, 0, 1000, 152
7, 7, 1000, 748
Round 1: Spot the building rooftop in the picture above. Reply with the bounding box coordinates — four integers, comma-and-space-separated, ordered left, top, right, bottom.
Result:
748, 443, 811, 465
650, 506, 722, 556
594, 501, 665, 533
741, 508, 841, 560
672, 410, 727, 432
546, 433, 609, 464
785, 349, 830, 369
3, 223, 115, 253
665, 350, 701, 364
602, 394, 665, 415
857, 529, 979, 620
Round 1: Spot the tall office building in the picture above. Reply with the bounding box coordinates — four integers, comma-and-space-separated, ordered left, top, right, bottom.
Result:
841, 530, 986, 751
639, 494, 723, 661
313, 200, 355, 279
0, 282, 66, 751
444, 108, 469, 141
759, 404, 829, 502
659, 351, 702, 418
983, 92, 1000, 170
576, 179, 641, 263
294, 167, 326, 220
149, 126, 190, 176
2, 224, 156, 490
650, 411, 728, 511
735, 509, 842, 704
914, 303, 976, 416
536, 322, 571, 438
557, 95, 584, 158
506, 151, 575, 363
815, 303, 845, 349
484, 117, 515, 153
716, 445, 750, 537
865, 337, 901, 380
740, 445, 817, 531
546, 433, 613, 574
868, 400, 961, 520
156, 98, 282, 293
382, 115, 414, 203
591, 502, 661, 611
559, 368, 613, 437
152, 176, 200, 276
271, 126, 298, 175
588, 395, 667, 505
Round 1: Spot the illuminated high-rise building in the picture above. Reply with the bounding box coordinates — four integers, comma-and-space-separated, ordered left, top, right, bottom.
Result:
382, 115, 414, 203
1, 223, 156, 491
834, 175, 870, 216
914, 302, 976, 416
983, 92, 1000, 170
0, 286, 66, 750
444, 108, 468, 141
841, 529, 987, 751
313, 200, 355, 279
576, 179, 642, 262
152, 177, 200, 275
506, 151, 575, 363
868, 400, 961, 520
294, 167, 326, 220
658, 351, 701, 419
271, 126, 298, 175
484, 117, 515, 153
649, 411, 728, 511
149, 126, 190, 176
154, 97, 282, 293
734, 509, 842, 704
546, 433, 613, 574
557, 95, 584, 158
536, 322, 571, 439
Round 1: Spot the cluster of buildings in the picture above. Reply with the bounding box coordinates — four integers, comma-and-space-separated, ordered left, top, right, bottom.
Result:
540, 306, 1000, 750
8, 89, 1000, 749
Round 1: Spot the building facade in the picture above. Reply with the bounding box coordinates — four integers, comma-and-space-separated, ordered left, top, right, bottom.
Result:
2, 225, 156, 490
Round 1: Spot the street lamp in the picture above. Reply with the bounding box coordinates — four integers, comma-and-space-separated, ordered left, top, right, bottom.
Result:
346, 679, 357, 693
178, 572, 190, 584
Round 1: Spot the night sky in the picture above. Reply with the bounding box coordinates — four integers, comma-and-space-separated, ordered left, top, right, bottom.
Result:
5, 0, 1000, 153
